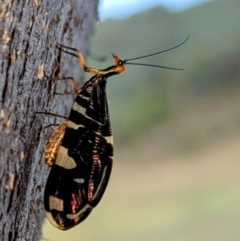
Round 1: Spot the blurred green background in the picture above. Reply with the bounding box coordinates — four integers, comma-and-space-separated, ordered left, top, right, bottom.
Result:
42, 0, 240, 240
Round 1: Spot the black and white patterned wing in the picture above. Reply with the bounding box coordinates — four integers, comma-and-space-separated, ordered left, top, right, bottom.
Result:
44, 77, 113, 230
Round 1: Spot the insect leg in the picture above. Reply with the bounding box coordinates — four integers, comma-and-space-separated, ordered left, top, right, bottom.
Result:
44, 70, 80, 95
44, 123, 60, 130
35, 112, 67, 135
56, 43, 108, 76
35, 112, 67, 119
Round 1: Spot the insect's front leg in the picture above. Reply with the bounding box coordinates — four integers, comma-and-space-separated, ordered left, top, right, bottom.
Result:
56, 43, 106, 76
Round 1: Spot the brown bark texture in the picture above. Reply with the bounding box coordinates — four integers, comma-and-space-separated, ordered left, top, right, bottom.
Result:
0, 0, 99, 240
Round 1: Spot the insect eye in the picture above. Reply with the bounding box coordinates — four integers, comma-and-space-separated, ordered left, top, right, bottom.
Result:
118, 60, 123, 66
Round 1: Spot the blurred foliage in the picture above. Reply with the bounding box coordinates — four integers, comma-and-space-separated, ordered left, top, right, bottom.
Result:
87, 0, 240, 143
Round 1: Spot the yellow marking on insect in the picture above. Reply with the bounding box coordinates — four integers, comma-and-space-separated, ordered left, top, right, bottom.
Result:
55, 146, 77, 169
93, 166, 108, 199
49, 196, 64, 211
67, 120, 84, 130
74, 178, 85, 184
72, 102, 86, 114
79, 94, 90, 100
66, 204, 92, 220
104, 136, 114, 145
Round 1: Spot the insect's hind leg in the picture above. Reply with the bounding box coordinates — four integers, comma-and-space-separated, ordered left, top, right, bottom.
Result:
35, 112, 67, 133
44, 123, 60, 130
35, 112, 67, 119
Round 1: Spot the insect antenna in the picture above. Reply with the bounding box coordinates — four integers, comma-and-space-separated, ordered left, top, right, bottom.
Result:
124, 35, 190, 62
122, 35, 190, 71
125, 62, 183, 71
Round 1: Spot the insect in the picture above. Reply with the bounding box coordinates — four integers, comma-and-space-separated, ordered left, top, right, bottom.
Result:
44, 35, 189, 230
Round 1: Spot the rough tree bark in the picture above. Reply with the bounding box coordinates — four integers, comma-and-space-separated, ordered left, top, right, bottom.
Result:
0, 0, 99, 240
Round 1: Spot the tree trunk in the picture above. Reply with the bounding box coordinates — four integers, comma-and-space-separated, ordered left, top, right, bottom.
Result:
0, 0, 99, 240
